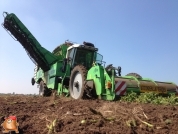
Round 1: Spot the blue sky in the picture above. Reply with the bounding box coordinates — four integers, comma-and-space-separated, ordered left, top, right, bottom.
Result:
0, 0, 178, 94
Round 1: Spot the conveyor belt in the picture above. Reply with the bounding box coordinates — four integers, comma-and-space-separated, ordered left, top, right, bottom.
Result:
2, 12, 58, 71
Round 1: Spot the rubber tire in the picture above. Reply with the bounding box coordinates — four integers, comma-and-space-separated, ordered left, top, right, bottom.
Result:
126, 73, 142, 79
39, 80, 52, 97
39, 80, 45, 96
69, 65, 87, 99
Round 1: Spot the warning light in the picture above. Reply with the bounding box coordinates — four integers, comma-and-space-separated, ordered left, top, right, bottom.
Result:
106, 81, 112, 89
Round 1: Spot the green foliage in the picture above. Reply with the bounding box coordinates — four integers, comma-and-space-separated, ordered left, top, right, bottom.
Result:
136, 92, 157, 103
120, 92, 178, 105
120, 91, 138, 102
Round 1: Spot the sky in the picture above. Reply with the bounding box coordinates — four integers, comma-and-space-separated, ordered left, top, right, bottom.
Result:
0, 0, 178, 94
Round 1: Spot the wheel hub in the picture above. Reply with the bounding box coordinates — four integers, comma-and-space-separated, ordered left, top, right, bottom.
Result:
71, 72, 83, 99
69, 65, 87, 99
74, 81, 79, 88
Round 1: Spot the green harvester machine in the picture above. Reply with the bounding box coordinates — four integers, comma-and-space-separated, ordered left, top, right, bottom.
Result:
2, 12, 178, 100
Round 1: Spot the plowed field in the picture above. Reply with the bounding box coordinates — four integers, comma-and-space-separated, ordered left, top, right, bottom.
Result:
0, 95, 178, 134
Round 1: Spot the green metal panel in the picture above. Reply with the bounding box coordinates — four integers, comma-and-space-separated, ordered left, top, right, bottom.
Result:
87, 65, 104, 95
87, 65, 115, 100
126, 87, 141, 94
57, 83, 69, 95
52, 44, 69, 59
36, 69, 44, 81
48, 61, 70, 78
47, 77, 56, 89
46, 62, 70, 88
48, 63, 58, 79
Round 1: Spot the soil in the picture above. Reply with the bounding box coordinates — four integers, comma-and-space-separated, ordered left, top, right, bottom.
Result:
0, 95, 178, 134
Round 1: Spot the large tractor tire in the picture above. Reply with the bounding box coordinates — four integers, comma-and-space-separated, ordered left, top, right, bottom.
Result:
39, 80, 45, 96
69, 65, 87, 99
126, 73, 142, 79
39, 80, 51, 97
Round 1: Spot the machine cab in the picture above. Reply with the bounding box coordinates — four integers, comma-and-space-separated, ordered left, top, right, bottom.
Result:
66, 42, 103, 70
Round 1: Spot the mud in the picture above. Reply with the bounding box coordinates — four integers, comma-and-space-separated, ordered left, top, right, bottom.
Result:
0, 95, 178, 134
